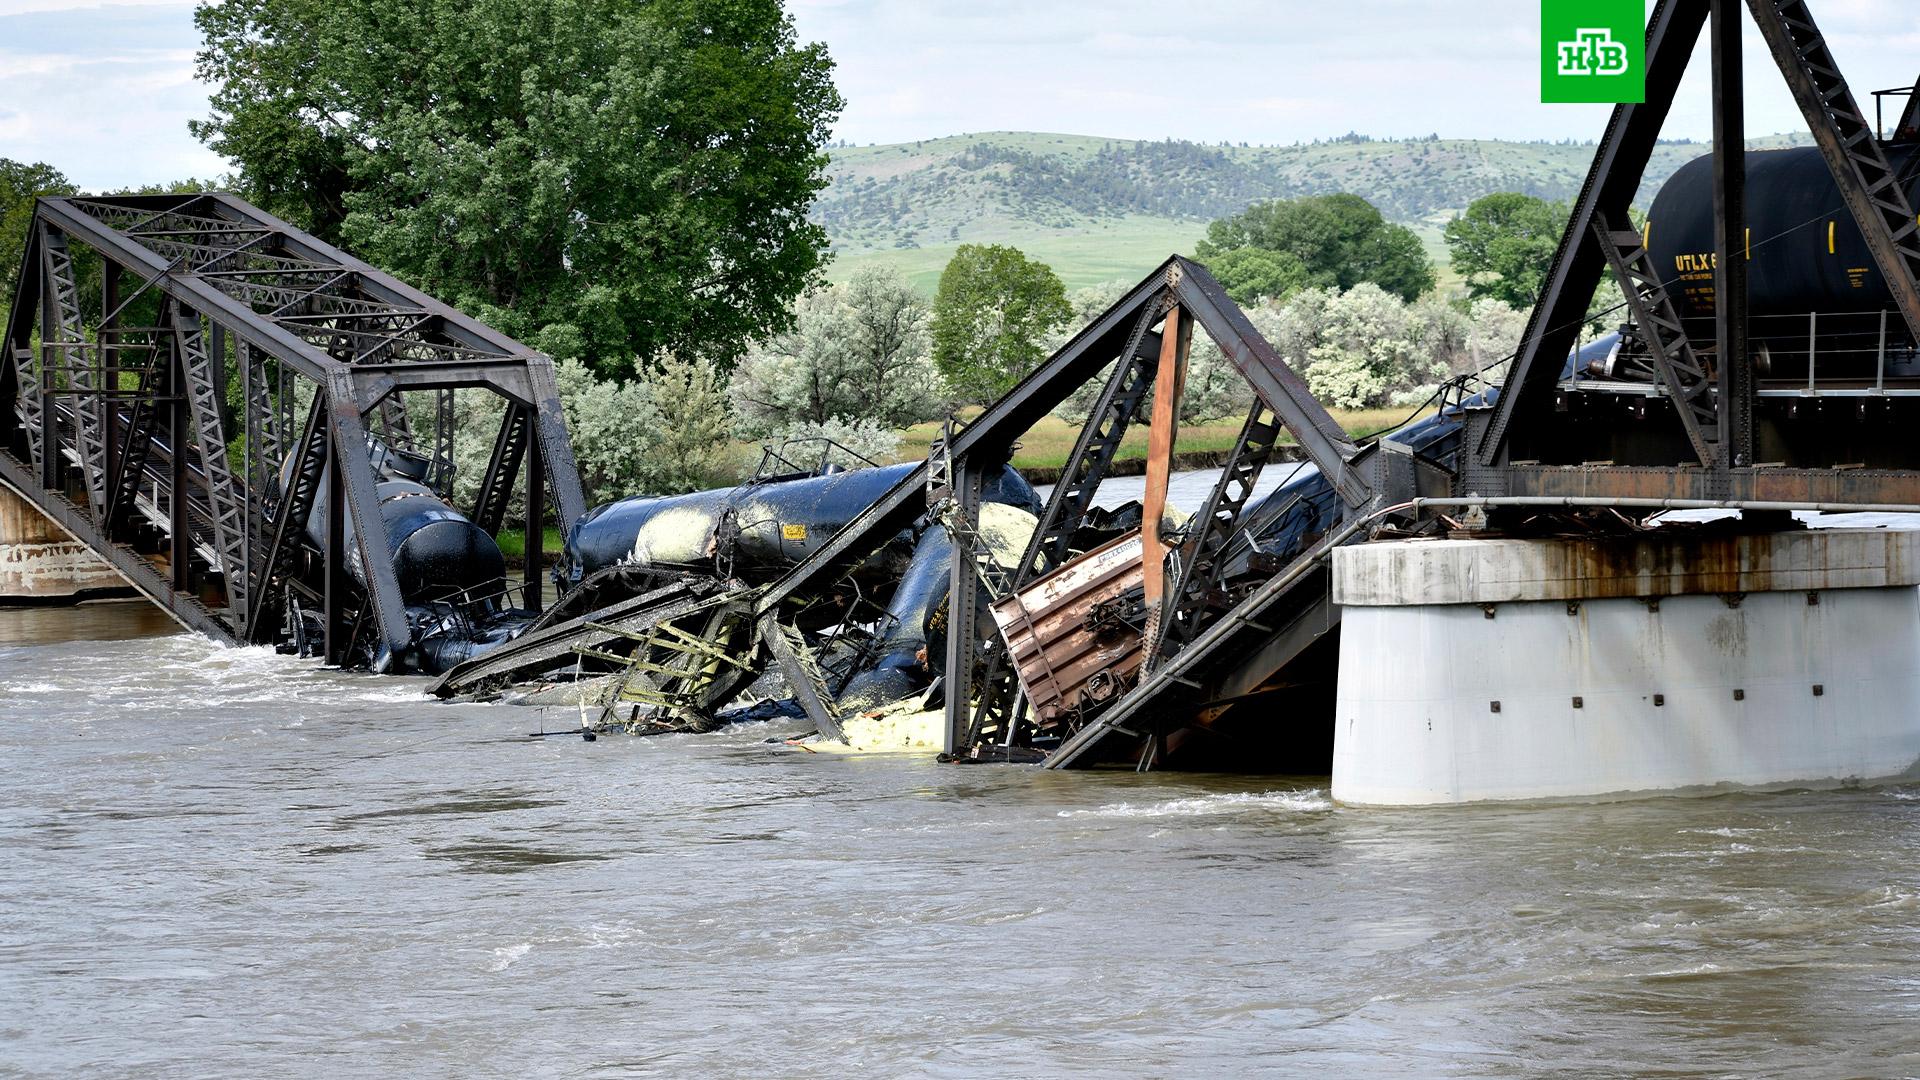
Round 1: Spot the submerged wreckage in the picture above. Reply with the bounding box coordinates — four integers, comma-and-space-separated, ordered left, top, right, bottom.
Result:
430, 255, 1470, 770
15, 0, 1920, 799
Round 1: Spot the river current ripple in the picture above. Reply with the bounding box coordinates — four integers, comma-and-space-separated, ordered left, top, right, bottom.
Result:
3, 599, 1920, 1077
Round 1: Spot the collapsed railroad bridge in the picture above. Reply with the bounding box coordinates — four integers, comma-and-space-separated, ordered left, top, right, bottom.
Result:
13, 0, 1920, 803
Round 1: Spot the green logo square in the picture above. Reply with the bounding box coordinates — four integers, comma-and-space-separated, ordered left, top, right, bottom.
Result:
1542, 0, 1646, 103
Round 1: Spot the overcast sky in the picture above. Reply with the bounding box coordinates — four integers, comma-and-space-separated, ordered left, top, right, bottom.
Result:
2, 0, 1918, 191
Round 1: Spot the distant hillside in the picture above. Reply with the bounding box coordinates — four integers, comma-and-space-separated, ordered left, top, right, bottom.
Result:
813, 130, 1812, 293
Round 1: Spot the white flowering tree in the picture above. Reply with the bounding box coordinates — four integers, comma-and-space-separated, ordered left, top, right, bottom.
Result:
730, 266, 946, 435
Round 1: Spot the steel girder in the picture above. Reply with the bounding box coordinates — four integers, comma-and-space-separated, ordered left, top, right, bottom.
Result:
1, 193, 585, 660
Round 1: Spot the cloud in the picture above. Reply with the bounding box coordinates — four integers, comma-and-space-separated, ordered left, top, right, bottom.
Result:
2, 0, 1917, 193
0, 0, 184, 13
0, 3, 226, 189
792, 0, 1920, 145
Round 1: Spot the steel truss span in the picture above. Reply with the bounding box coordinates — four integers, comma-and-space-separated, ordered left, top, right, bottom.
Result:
2, 193, 584, 666
1477, 0, 1920, 503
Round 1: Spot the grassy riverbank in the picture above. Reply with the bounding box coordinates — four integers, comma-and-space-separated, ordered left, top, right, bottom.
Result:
887, 405, 1427, 473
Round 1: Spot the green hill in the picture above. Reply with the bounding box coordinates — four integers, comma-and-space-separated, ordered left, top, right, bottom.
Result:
813, 130, 1812, 293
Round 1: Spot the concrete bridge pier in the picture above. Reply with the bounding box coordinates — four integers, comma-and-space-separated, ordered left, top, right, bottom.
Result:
1329, 528, 1920, 806
0, 484, 126, 605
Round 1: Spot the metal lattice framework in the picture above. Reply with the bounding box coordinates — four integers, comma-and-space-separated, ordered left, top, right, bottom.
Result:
3, 193, 584, 664
1471, 0, 1920, 504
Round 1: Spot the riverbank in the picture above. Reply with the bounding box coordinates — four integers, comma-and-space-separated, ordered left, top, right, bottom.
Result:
889, 405, 1421, 475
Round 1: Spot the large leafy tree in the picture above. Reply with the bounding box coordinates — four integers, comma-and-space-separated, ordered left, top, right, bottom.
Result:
2, 159, 76, 305
1194, 193, 1433, 304
930, 244, 1072, 403
192, 0, 843, 376
1443, 192, 1566, 309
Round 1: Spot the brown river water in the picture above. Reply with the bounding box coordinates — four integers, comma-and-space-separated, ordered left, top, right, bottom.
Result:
5, 520, 1920, 1076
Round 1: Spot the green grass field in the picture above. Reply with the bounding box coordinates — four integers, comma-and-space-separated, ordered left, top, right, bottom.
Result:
886, 406, 1429, 473
493, 525, 565, 561
823, 215, 1208, 295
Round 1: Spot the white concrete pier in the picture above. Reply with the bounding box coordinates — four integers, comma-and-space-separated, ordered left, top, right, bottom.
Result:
1330, 528, 1920, 805
0, 484, 124, 603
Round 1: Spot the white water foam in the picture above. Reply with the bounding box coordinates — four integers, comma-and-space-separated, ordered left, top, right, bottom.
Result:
1057, 789, 1333, 819
488, 943, 532, 971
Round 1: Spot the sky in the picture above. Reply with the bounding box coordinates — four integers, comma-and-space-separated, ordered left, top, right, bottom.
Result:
2, 0, 1918, 191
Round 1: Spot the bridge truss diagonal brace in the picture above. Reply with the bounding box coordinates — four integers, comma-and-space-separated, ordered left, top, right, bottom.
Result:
39, 225, 110, 519
759, 612, 846, 744
1590, 216, 1719, 464
1746, 0, 1920, 346
1478, 0, 1708, 465
3, 226, 42, 458
169, 298, 251, 622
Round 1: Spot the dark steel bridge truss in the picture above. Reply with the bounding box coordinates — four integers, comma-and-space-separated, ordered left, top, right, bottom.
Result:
3, 193, 584, 664
1472, 0, 1920, 506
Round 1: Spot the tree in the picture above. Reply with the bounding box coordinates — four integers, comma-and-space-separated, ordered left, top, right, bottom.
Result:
551, 359, 663, 502
1, 160, 75, 302
766, 416, 901, 469
192, 0, 844, 376
1443, 192, 1565, 308
1194, 193, 1433, 304
1200, 247, 1314, 306
930, 244, 1072, 402
729, 266, 943, 433
1301, 284, 1445, 408
1260, 284, 1453, 410
641, 352, 740, 494
540, 353, 740, 504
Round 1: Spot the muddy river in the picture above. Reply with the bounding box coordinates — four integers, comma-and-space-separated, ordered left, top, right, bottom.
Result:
3, 500, 1920, 1076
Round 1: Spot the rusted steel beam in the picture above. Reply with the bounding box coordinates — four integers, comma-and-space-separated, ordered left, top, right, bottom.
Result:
1139, 303, 1187, 615
1496, 464, 1920, 506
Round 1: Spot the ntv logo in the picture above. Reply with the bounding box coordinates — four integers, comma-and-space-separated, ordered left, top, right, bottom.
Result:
1556, 28, 1630, 77
1541, 1, 1643, 103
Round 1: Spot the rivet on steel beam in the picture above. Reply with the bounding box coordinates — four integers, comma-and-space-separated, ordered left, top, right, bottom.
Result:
1571, 696, 1584, 708
1653, 693, 1665, 706
1812, 684, 1824, 697
1490, 700, 1501, 713
1733, 688, 1745, 701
